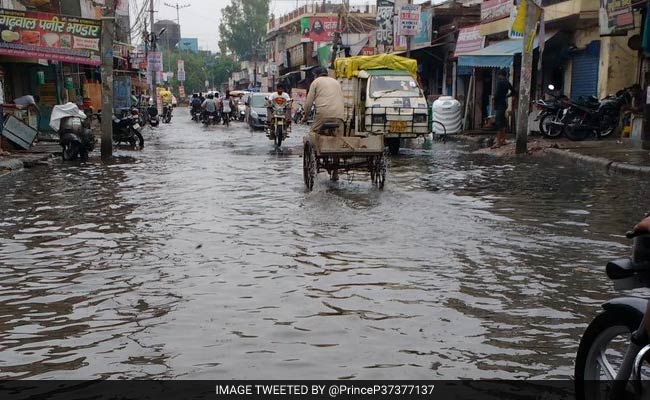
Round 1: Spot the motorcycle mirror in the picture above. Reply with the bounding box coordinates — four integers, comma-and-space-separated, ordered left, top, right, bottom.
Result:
547, 84, 555, 91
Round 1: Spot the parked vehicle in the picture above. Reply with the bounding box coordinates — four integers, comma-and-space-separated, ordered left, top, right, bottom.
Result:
246, 92, 271, 130
561, 86, 634, 141
293, 103, 304, 124
50, 103, 95, 161
534, 85, 569, 138
113, 109, 144, 148
575, 215, 650, 400
336, 54, 429, 155
162, 104, 172, 124
267, 96, 292, 147
148, 105, 160, 127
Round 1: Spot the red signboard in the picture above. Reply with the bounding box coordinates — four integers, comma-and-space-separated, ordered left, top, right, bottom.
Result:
481, 0, 512, 23
0, 8, 101, 65
361, 47, 375, 56
302, 16, 340, 42
454, 26, 485, 57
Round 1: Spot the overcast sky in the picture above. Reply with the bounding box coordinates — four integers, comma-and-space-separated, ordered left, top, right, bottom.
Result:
133, 0, 434, 52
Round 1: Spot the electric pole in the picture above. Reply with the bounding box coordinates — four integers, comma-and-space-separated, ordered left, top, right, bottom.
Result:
100, 0, 116, 160
515, 0, 541, 155
149, 0, 157, 109
164, 2, 190, 36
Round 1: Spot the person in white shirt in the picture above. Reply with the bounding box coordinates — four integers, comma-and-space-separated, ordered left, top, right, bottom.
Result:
201, 93, 218, 120
266, 84, 292, 129
14, 95, 40, 111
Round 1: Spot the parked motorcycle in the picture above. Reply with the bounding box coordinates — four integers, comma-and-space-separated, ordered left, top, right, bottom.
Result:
148, 105, 160, 127
575, 215, 650, 399
162, 104, 172, 124
534, 85, 568, 138
113, 109, 144, 148
51, 103, 95, 161
267, 97, 292, 147
561, 86, 634, 141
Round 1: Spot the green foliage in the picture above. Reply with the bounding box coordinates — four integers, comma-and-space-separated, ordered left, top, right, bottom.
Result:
218, 0, 269, 60
161, 49, 238, 96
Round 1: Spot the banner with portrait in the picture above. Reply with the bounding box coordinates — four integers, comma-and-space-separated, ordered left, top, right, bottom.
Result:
599, 0, 634, 36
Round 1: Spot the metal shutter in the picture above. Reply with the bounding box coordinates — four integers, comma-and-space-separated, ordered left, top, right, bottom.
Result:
571, 41, 600, 100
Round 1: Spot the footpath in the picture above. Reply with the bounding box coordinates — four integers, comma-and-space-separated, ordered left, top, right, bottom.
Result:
0, 140, 59, 175
453, 131, 650, 176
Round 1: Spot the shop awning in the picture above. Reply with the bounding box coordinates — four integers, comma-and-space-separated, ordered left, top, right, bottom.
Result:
458, 32, 556, 69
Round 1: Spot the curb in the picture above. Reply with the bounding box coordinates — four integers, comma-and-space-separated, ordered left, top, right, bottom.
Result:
547, 148, 650, 176
0, 153, 53, 172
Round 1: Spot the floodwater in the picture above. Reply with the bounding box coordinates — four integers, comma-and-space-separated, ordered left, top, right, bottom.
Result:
1, 108, 649, 379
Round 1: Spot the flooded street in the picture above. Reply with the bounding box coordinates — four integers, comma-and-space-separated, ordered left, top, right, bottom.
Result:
1, 107, 649, 380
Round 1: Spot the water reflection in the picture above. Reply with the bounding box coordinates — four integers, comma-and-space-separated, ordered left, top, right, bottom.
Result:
0, 110, 649, 379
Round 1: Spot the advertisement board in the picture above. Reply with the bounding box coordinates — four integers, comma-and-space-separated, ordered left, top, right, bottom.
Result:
454, 25, 485, 57
376, 0, 394, 46
599, 0, 634, 36
481, 0, 512, 23
399, 4, 420, 36
148, 51, 162, 72
0, 8, 101, 65
301, 16, 339, 42
412, 9, 432, 50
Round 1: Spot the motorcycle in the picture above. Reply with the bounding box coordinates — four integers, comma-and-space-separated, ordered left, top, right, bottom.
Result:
292, 103, 304, 124
575, 215, 650, 399
534, 85, 569, 138
561, 86, 633, 141
148, 105, 160, 127
51, 103, 95, 161
191, 106, 202, 122
202, 111, 219, 126
267, 97, 292, 147
112, 109, 144, 148
162, 104, 172, 124
238, 103, 246, 122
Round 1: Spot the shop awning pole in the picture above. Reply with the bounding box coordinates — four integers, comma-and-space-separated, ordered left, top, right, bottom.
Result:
100, 0, 115, 160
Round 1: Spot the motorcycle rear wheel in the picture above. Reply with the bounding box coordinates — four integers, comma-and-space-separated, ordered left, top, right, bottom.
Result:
575, 309, 642, 400
62, 142, 79, 161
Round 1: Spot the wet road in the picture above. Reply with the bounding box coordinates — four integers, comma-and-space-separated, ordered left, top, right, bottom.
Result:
1, 107, 649, 379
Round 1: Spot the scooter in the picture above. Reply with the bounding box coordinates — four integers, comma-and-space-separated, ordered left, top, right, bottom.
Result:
238, 103, 246, 122
575, 215, 650, 399
292, 103, 304, 124
51, 103, 95, 161
112, 109, 144, 148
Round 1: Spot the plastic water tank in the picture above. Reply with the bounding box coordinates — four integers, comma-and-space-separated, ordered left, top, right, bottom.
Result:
432, 96, 462, 134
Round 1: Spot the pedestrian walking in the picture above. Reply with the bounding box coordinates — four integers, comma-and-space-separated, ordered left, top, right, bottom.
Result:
493, 69, 515, 148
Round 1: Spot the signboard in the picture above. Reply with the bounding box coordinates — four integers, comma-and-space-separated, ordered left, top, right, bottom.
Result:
361, 47, 376, 56
454, 25, 485, 57
129, 51, 146, 69
393, 15, 407, 52
148, 51, 162, 72
301, 16, 339, 42
412, 9, 432, 50
113, 75, 132, 110
0, 8, 101, 65
376, 0, 394, 47
116, 0, 129, 16
177, 59, 185, 81
600, 0, 634, 36
481, 0, 512, 23
179, 85, 185, 98
399, 4, 420, 36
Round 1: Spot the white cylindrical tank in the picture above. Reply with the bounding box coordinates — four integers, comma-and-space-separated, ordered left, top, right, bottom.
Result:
432, 96, 462, 134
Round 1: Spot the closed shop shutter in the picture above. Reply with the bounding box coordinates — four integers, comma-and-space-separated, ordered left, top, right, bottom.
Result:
571, 40, 600, 100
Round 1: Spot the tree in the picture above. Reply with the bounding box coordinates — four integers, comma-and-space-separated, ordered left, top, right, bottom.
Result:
218, 0, 269, 60
160, 49, 238, 95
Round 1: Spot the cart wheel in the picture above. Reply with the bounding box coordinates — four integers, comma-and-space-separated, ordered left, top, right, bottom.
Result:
303, 142, 316, 191
372, 155, 386, 189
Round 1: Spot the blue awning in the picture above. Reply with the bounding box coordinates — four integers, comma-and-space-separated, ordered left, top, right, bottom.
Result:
458, 34, 552, 69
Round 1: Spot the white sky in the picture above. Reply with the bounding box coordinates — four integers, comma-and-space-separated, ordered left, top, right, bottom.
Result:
132, 0, 435, 52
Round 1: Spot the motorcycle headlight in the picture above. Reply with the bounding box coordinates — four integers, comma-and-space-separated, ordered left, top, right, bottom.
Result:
251, 110, 258, 118
371, 114, 386, 124
414, 114, 427, 123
